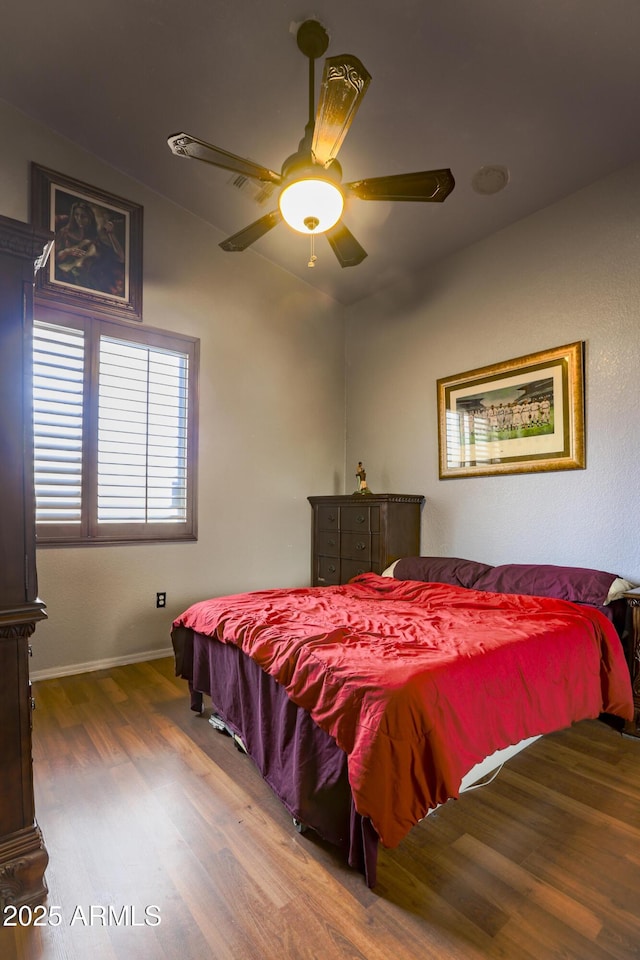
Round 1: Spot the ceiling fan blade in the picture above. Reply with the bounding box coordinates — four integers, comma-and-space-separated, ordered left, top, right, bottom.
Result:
325, 221, 367, 268
168, 132, 281, 185
312, 55, 371, 166
346, 169, 455, 202
219, 210, 282, 252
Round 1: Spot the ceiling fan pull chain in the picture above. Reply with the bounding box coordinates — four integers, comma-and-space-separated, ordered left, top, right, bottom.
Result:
308, 233, 317, 268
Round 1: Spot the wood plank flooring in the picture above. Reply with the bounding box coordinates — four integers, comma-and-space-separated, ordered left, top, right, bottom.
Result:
2, 657, 640, 959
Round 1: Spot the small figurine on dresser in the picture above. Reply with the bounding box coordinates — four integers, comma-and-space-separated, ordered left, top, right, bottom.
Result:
355, 461, 372, 495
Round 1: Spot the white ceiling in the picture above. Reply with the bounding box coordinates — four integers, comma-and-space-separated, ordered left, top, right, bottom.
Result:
2, 1, 640, 306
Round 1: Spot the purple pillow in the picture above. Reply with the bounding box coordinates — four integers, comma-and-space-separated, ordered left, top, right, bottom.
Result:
472, 564, 618, 607
393, 556, 494, 590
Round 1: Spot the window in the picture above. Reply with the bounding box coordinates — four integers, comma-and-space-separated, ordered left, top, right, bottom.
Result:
33, 307, 198, 544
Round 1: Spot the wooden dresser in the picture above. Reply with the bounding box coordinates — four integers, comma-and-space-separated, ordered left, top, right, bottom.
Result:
0, 215, 52, 912
308, 494, 424, 586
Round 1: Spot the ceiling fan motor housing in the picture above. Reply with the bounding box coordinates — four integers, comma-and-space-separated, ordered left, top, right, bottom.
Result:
296, 20, 330, 60
280, 151, 342, 185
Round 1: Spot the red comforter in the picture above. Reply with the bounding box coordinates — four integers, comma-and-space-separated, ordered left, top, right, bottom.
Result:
173, 573, 633, 848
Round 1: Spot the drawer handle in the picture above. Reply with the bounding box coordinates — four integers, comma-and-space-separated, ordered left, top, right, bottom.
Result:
328, 564, 336, 573
327, 514, 336, 523
356, 514, 365, 524
328, 538, 336, 547
356, 541, 366, 551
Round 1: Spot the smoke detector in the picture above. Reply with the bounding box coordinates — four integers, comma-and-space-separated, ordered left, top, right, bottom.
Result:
471, 165, 510, 195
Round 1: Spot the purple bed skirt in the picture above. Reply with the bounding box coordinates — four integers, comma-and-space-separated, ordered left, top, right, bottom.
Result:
171, 626, 380, 886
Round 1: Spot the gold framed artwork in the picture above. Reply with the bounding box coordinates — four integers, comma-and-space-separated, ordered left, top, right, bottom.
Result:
30, 164, 143, 321
437, 341, 585, 479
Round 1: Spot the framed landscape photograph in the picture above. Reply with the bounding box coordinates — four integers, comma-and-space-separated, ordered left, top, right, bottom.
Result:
30, 164, 143, 321
437, 341, 585, 479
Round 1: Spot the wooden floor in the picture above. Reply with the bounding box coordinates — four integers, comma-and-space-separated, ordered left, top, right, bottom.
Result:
2, 657, 640, 960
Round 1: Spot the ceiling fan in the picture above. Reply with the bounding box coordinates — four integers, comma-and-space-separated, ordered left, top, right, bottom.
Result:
168, 19, 455, 268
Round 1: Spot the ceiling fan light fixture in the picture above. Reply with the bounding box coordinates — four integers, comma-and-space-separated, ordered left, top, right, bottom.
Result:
169, 19, 454, 266
278, 177, 344, 234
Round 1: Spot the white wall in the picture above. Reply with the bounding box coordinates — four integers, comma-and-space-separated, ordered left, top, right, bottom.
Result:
0, 100, 347, 677
345, 161, 640, 582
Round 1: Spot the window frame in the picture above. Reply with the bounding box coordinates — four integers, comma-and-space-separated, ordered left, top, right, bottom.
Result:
34, 305, 199, 546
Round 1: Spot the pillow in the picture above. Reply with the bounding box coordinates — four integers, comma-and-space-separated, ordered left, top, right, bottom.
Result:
607, 577, 637, 603
392, 556, 494, 590
471, 563, 620, 607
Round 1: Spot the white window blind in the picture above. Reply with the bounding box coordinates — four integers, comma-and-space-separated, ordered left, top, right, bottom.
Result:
33, 311, 198, 544
33, 321, 85, 525
97, 337, 189, 523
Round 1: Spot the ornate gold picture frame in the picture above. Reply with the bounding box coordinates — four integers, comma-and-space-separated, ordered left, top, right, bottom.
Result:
437, 341, 585, 479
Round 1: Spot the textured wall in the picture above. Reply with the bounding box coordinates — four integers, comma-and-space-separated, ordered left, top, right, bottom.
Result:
345, 161, 640, 581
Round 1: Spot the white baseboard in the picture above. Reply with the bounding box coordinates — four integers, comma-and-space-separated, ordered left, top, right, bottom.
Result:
30, 646, 175, 682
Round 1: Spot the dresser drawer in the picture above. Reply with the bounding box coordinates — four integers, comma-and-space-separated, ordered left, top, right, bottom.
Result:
316, 555, 341, 585
341, 558, 372, 581
317, 505, 339, 530
341, 531, 371, 561
316, 529, 339, 557
340, 505, 375, 532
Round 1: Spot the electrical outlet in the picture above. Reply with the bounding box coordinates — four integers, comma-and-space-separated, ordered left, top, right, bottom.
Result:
156, 592, 166, 609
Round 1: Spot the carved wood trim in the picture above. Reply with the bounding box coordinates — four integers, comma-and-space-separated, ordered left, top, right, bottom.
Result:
0, 602, 47, 635
0, 216, 53, 268
0, 824, 48, 913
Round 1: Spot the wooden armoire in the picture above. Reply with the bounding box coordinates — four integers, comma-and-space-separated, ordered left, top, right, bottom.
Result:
0, 214, 52, 910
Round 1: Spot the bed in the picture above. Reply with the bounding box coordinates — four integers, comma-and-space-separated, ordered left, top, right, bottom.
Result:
171, 557, 635, 887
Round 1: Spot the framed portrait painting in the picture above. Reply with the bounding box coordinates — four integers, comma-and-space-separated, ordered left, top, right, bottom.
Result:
437, 341, 585, 479
30, 164, 143, 321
